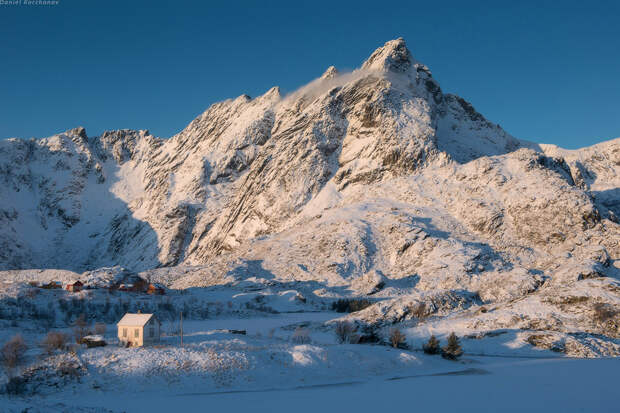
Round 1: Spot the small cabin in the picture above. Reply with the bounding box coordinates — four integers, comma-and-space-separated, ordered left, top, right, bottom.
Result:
42, 281, 62, 290
117, 313, 161, 347
147, 283, 165, 295
118, 283, 133, 292
66, 280, 83, 293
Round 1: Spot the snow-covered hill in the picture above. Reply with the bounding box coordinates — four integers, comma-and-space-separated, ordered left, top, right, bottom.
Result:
1, 38, 618, 356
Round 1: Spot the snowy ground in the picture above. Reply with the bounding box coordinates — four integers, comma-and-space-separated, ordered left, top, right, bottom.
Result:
2, 356, 618, 412
1, 313, 618, 412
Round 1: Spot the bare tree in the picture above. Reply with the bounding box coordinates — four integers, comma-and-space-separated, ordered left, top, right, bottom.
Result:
335, 321, 359, 344
410, 302, 427, 319
41, 331, 68, 354
73, 314, 90, 344
1, 334, 27, 372
389, 328, 406, 348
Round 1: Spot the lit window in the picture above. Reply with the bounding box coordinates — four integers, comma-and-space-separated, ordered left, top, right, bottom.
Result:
135, 329, 139, 338
122, 328, 127, 338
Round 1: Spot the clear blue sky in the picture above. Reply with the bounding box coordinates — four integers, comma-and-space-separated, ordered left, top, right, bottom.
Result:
1, 0, 619, 148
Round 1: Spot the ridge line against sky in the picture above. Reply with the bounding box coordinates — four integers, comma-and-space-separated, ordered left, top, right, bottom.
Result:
0, 0, 619, 149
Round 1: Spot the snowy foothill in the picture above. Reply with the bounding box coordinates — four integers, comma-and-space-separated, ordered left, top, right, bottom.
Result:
0, 306, 618, 412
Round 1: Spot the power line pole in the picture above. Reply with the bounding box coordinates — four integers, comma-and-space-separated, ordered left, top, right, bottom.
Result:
180, 311, 183, 347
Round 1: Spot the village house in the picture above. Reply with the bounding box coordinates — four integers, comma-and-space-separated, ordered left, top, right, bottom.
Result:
117, 312, 161, 347
147, 283, 165, 295
42, 281, 63, 290
66, 280, 83, 293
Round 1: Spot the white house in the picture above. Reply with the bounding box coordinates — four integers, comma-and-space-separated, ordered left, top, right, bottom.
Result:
117, 312, 161, 347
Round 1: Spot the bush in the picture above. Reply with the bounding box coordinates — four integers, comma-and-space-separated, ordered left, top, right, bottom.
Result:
423, 335, 441, 355
41, 331, 68, 354
441, 332, 463, 360
331, 299, 372, 313
410, 302, 427, 319
1, 334, 27, 371
334, 321, 359, 344
389, 328, 406, 349
358, 325, 381, 344
57, 360, 81, 378
291, 327, 311, 344
94, 323, 107, 335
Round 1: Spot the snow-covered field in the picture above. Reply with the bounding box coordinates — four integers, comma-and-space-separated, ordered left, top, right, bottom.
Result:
0, 312, 618, 412
74, 357, 620, 413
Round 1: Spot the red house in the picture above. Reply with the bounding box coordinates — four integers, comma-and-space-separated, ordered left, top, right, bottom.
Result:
66, 280, 83, 293
147, 283, 165, 295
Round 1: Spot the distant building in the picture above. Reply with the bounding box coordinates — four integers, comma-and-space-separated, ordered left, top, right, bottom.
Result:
66, 280, 83, 293
147, 283, 165, 295
117, 312, 161, 347
42, 281, 63, 289
118, 283, 133, 292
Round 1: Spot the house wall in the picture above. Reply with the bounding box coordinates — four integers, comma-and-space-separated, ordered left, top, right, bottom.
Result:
142, 318, 160, 344
118, 324, 144, 347
117, 318, 160, 347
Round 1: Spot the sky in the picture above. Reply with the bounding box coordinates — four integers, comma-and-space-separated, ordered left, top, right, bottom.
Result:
0, 0, 619, 149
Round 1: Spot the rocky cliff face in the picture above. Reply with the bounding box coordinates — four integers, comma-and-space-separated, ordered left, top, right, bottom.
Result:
1, 38, 619, 356
1, 38, 618, 276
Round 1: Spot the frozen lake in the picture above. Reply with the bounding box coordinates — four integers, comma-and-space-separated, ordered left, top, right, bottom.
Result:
35, 356, 620, 413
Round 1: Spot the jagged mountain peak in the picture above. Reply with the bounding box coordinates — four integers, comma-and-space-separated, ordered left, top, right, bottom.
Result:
66, 126, 88, 140
321, 66, 339, 79
361, 37, 415, 73
0, 39, 617, 291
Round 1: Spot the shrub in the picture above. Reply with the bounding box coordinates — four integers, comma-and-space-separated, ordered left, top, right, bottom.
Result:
41, 331, 68, 354
358, 325, 381, 344
94, 323, 107, 335
410, 302, 427, 319
1, 334, 27, 371
331, 299, 373, 313
441, 332, 463, 360
57, 361, 81, 378
291, 327, 311, 344
334, 321, 359, 344
389, 328, 406, 349
423, 335, 441, 354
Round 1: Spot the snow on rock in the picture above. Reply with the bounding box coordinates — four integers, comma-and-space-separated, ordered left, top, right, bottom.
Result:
0, 38, 619, 358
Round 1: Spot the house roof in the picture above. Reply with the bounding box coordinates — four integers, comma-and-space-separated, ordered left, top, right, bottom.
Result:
117, 313, 156, 326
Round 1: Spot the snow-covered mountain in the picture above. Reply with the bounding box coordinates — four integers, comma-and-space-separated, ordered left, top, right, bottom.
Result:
1, 38, 619, 356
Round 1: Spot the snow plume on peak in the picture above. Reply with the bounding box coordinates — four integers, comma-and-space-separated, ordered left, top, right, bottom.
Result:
280, 68, 369, 107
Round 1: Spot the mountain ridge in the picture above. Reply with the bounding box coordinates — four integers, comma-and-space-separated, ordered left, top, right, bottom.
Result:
1, 38, 619, 357
0, 38, 618, 274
